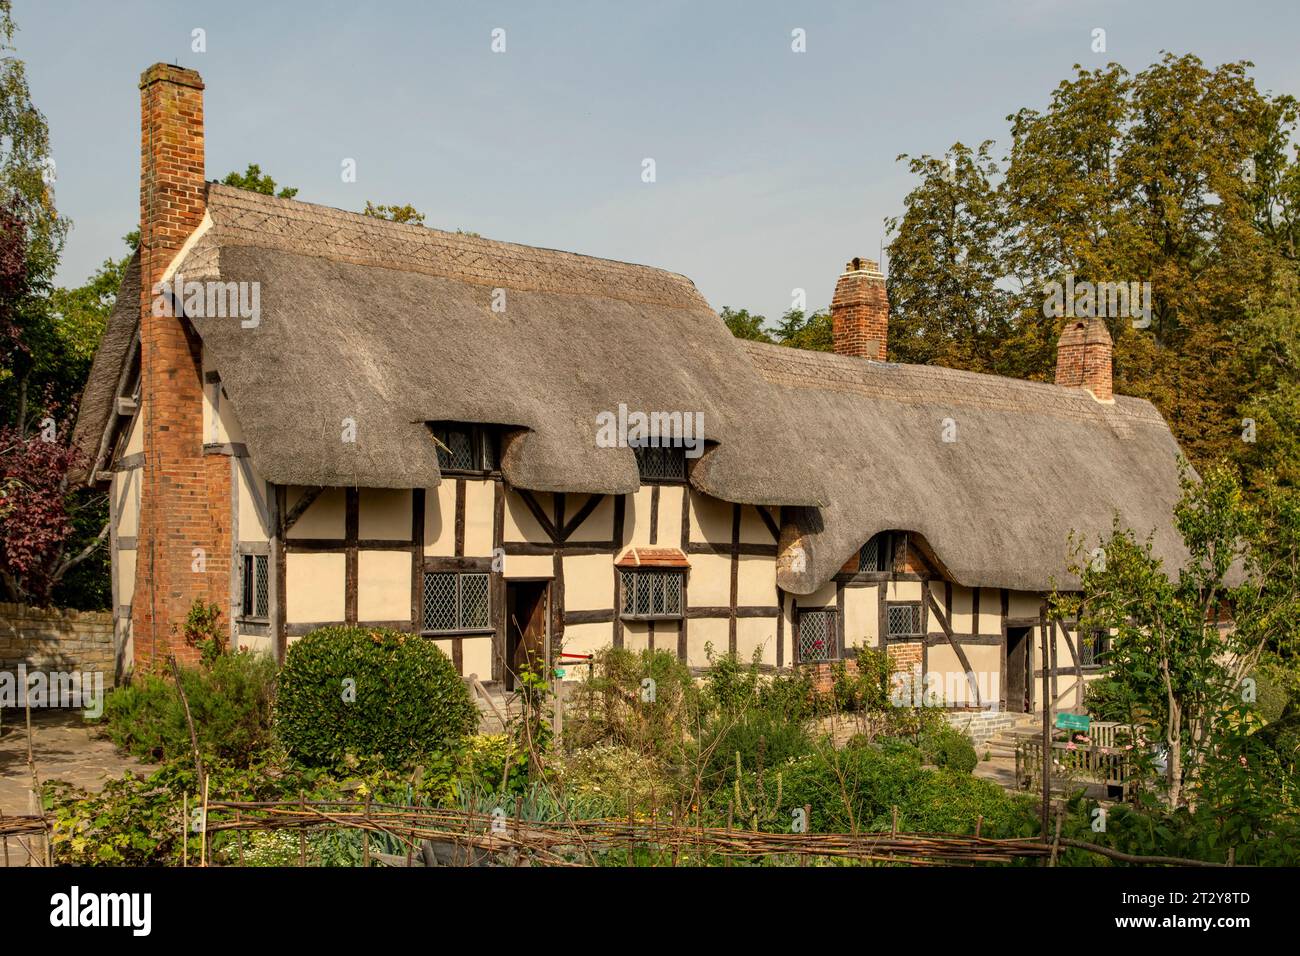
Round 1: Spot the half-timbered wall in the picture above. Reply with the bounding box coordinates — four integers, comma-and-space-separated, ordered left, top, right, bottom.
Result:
113, 381, 1106, 710
108, 407, 144, 674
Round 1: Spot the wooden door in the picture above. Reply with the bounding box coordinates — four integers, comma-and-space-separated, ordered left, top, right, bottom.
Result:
506, 581, 548, 690
1006, 627, 1031, 714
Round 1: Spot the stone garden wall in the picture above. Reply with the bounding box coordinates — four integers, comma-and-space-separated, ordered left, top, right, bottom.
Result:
0, 603, 116, 682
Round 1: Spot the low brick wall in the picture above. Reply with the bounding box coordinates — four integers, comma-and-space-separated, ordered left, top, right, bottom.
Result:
800, 641, 926, 697
0, 603, 116, 683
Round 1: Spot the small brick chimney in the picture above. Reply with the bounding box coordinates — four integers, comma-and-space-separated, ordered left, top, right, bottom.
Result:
831, 257, 888, 360
133, 64, 230, 668
1054, 318, 1113, 401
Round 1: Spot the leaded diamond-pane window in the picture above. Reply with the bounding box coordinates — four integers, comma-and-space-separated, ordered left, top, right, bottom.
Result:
430, 424, 500, 474
858, 533, 891, 572
1079, 628, 1109, 668
423, 571, 492, 633
798, 609, 837, 662
886, 603, 922, 641
633, 444, 686, 483
239, 553, 269, 619
619, 570, 683, 619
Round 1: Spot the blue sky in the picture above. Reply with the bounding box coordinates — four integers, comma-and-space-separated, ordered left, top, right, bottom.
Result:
18, 0, 1300, 323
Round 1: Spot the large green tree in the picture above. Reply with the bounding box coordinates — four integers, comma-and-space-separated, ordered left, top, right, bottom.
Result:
1058, 465, 1300, 811
882, 53, 1298, 488
717, 306, 832, 352
0, 0, 68, 430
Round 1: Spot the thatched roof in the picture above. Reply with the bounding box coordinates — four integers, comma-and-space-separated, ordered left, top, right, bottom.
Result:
73, 186, 1192, 594
70, 251, 140, 479
76, 185, 826, 506
743, 341, 1190, 594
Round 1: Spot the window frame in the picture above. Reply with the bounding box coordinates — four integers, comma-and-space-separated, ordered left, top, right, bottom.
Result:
1079, 627, 1110, 669
237, 551, 270, 623
857, 532, 893, 573
429, 423, 501, 477
632, 443, 688, 485
796, 607, 839, 663
885, 601, 923, 642
618, 568, 685, 621
421, 570, 495, 636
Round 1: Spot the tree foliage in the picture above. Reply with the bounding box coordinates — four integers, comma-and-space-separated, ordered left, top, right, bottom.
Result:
882, 53, 1299, 489
718, 306, 832, 351
0, 419, 105, 604
362, 201, 426, 226
220, 162, 298, 199
1056, 464, 1300, 810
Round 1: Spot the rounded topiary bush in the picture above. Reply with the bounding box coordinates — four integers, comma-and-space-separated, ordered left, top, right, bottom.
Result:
276, 626, 478, 770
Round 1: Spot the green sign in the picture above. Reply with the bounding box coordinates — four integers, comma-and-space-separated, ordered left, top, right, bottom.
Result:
1055, 713, 1091, 732
554, 668, 566, 679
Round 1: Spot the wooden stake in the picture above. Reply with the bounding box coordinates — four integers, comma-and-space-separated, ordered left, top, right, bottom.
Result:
236, 794, 245, 867
182, 792, 188, 868
169, 655, 205, 790
1040, 625, 1051, 842
298, 791, 307, 867
803, 803, 812, 867
200, 773, 210, 866
362, 794, 371, 867
1049, 808, 1064, 866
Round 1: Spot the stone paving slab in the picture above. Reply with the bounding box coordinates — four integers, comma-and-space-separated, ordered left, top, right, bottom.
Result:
0, 708, 150, 817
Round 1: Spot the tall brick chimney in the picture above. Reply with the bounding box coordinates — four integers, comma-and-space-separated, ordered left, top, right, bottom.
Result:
1054, 318, 1113, 401
133, 64, 229, 668
831, 257, 888, 360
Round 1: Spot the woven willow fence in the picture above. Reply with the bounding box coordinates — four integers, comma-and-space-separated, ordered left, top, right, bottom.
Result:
2, 800, 1228, 867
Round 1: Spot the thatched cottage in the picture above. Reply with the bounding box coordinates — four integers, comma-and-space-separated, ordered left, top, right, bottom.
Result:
73, 64, 1190, 713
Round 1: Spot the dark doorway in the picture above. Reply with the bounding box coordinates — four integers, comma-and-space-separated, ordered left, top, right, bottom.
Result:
505, 580, 548, 691
1006, 626, 1032, 714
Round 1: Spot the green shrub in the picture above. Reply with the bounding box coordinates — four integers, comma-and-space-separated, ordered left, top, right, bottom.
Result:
699, 707, 813, 792
1083, 675, 1137, 722
276, 626, 477, 770
559, 745, 680, 816
1252, 655, 1296, 725
566, 647, 700, 760
919, 723, 979, 773
100, 651, 278, 766
757, 669, 816, 720
457, 733, 531, 797
776, 741, 1037, 836
828, 647, 896, 712
703, 647, 762, 712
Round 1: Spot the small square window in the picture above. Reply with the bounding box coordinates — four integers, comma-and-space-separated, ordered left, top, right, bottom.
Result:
886, 602, 922, 641
1080, 628, 1109, 668
858, 533, 892, 572
619, 569, 683, 619
798, 609, 837, 662
423, 571, 492, 633
430, 424, 500, 475
633, 444, 686, 483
